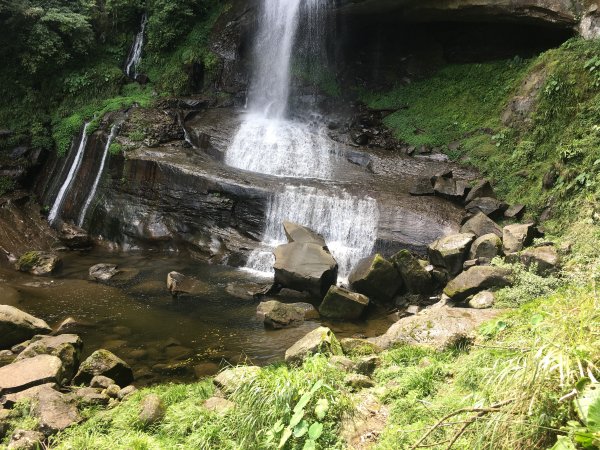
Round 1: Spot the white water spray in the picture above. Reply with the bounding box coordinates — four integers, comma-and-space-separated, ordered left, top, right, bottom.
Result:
48, 123, 90, 225
125, 14, 147, 79
78, 125, 119, 227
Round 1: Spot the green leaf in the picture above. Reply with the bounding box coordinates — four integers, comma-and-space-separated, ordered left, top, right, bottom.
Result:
549, 436, 577, 450
530, 313, 544, 326
278, 427, 293, 449
574, 383, 600, 429
310, 379, 324, 394
289, 409, 305, 429
293, 420, 309, 438
308, 422, 323, 440
294, 392, 312, 413
315, 398, 329, 420
303, 439, 316, 450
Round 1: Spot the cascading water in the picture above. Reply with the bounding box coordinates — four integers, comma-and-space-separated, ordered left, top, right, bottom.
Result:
77, 124, 119, 227
48, 123, 90, 225
227, 0, 380, 278
125, 14, 147, 79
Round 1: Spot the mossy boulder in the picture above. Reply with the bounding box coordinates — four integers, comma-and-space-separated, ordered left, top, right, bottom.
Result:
73, 349, 133, 387
319, 286, 369, 320
284, 326, 342, 365
428, 233, 475, 277
15, 251, 60, 276
339, 338, 382, 356
443, 266, 512, 302
348, 254, 402, 303
390, 250, 433, 295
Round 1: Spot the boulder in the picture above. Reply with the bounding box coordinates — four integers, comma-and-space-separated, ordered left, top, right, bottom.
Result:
503, 223, 535, 254
59, 223, 92, 249
348, 254, 402, 303
345, 374, 375, 390
118, 385, 137, 399
89, 375, 115, 389
339, 338, 382, 356
373, 304, 501, 350
30, 385, 82, 435
464, 180, 496, 203
166, 271, 208, 297
319, 286, 369, 320
468, 291, 495, 309
504, 204, 525, 219
138, 394, 165, 427
290, 302, 320, 320
1, 383, 59, 408
15, 334, 82, 381
390, 250, 433, 295
7, 430, 45, 450
15, 251, 60, 276
89, 264, 119, 281
53, 317, 93, 335
520, 246, 559, 275
273, 242, 338, 299
465, 197, 507, 218
329, 355, 357, 372
105, 384, 120, 398
0, 306, 51, 349
284, 327, 342, 365
71, 387, 110, 406
355, 355, 381, 376
73, 349, 133, 387
469, 233, 502, 260
282, 221, 326, 246
204, 397, 235, 415
428, 233, 475, 277
256, 301, 304, 329
409, 178, 435, 196
433, 177, 467, 201
213, 366, 260, 394
460, 212, 502, 238
0, 355, 64, 395
443, 266, 512, 302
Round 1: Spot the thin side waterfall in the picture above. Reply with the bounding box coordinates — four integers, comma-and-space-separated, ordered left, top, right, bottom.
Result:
125, 14, 147, 79
48, 123, 90, 225
78, 125, 119, 227
245, 187, 379, 279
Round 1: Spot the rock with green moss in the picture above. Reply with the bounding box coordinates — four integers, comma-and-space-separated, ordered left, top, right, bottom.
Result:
15, 251, 60, 276
339, 338, 382, 356
319, 286, 369, 320
428, 233, 475, 277
256, 300, 304, 329
443, 266, 512, 302
73, 350, 133, 387
348, 254, 402, 303
390, 250, 433, 295
15, 334, 82, 382
284, 326, 342, 365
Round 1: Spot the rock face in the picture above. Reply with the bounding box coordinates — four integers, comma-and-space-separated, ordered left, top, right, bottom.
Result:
0, 355, 64, 395
349, 254, 402, 302
373, 304, 501, 350
15, 251, 60, 276
138, 394, 166, 427
521, 246, 559, 274
390, 250, 433, 295
256, 300, 305, 329
469, 233, 502, 260
282, 221, 326, 246
428, 233, 475, 277
89, 264, 119, 281
284, 327, 342, 365
273, 242, 338, 299
444, 266, 512, 301
0, 306, 51, 349
503, 223, 535, 254
319, 286, 369, 320
460, 212, 502, 238
73, 350, 133, 387
15, 334, 82, 381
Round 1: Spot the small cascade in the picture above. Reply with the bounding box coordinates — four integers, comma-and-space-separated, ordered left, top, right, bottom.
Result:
125, 14, 147, 79
48, 123, 90, 225
245, 186, 379, 279
77, 124, 119, 227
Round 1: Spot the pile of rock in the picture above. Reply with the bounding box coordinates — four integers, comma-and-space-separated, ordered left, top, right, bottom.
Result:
0, 305, 136, 448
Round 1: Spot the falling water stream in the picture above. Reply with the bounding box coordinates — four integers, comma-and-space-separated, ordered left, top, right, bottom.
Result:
226, 0, 379, 278
125, 14, 147, 79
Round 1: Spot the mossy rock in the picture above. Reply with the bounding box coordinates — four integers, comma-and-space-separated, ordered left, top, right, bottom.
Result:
348, 254, 402, 303
15, 251, 60, 276
390, 250, 433, 295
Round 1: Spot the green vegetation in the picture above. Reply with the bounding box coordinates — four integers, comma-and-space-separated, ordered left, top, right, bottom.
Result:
0, 176, 15, 196
15, 251, 40, 272
109, 142, 124, 156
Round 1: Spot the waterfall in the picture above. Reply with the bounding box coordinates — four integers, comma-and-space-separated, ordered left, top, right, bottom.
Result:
48, 123, 90, 225
77, 125, 119, 227
125, 14, 147, 79
227, 0, 379, 278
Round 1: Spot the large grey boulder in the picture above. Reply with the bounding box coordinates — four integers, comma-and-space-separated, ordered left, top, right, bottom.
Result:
283, 221, 326, 246
468, 291, 496, 309
89, 264, 119, 281
464, 180, 496, 203
460, 212, 502, 238
0, 355, 64, 395
284, 327, 342, 365
465, 197, 507, 218
348, 254, 402, 303
15, 334, 82, 382
428, 233, 475, 277
15, 251, 60, 276
8, 429, 45, 450
390, 250, 433, 295
521, 246, 559, 275
319, 286, 369, 320
256, 300, 305, 329
503, 223, 535, 254
0, 306, 51, 350
469, 233, 502, 260
59, 223, 92, 250
73, 349, 133, 387
30, 385, 82, 435
444, 266, 512, 302
273, 242, 338, 299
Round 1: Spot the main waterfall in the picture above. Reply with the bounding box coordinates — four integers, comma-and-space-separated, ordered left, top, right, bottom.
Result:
226, 0, 379, 278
